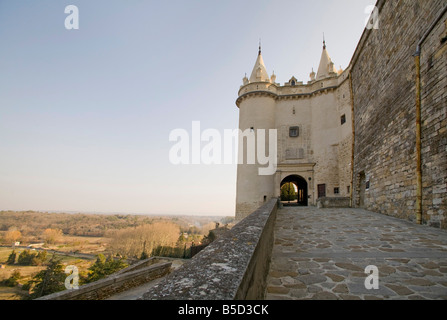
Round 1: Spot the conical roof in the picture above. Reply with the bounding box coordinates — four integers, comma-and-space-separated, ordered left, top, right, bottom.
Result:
316, 40, 337, 80
249, 46, 270, 83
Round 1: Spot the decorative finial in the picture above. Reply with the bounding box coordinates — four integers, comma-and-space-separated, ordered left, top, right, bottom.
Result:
323, 33, 326, 49
259, 39, 262, 55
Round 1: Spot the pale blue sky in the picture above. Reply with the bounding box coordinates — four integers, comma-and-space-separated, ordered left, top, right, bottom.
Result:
0, 0, 375, 216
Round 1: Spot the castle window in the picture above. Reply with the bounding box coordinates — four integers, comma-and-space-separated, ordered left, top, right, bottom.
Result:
291, 80, 296, 86
341, 114, 346, 125
347, 186, 350, 194
334, 187, 340, 195
289, 126, 299, 137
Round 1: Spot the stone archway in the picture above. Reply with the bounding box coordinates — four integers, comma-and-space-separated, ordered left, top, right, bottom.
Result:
280, 175, 308, 206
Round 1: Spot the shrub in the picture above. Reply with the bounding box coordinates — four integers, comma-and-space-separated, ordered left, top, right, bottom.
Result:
81, 254, 128, 284
29, 256, 66, 299
17, 250, 47, 266
17, 250, 35, 266
151, 245, 188, 259
6, 250, 17, 265
1, 270, 21, 287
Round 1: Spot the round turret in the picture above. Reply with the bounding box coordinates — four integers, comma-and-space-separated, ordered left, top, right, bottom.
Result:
235, 48, 277, 220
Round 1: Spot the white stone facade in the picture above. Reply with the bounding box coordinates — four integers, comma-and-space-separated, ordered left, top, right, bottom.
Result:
235, 44, 353, 221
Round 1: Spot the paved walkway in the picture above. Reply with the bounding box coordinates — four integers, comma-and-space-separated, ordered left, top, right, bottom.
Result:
266, 207, 447, 300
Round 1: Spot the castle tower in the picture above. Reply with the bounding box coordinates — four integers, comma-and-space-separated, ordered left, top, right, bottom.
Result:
235, 40, 353, 221
235, 46, 277, 221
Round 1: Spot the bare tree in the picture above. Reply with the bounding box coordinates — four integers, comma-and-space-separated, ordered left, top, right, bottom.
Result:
43, 228, 63, 245
4, 229, 22, 244
107, 222, 180, 258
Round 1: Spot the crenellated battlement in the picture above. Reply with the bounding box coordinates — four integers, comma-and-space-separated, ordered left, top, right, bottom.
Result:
237, 67, 351, 108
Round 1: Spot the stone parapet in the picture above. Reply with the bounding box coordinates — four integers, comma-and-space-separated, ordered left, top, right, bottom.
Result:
141, 199, 278, 300
36, 259, 172, 300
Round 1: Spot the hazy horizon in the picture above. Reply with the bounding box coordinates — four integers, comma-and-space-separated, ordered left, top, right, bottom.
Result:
0, 208, 232, 218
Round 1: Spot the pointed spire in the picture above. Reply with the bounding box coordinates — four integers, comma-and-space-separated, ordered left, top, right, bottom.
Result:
316, 37, 337, 80
270, 70, 276, 83
310, 68, 316, 81
249, 41, 270, 83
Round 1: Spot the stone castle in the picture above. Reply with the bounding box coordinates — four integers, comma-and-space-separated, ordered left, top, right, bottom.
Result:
235, 40, 352, 219
235, 0, 447, 229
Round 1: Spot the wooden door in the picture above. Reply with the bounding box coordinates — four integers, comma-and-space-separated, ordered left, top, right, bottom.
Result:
318, 184, 326, 198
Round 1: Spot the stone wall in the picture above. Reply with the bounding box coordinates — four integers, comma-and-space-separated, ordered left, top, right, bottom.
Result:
37, 258, 172, 300
311, 90, 343, 199
236, 201, 263, 222
351, 0, 447, 228
419, 4, 447, 228
337, 135, 353, 197
141, 199, 278, 300
336, 77, 354, 198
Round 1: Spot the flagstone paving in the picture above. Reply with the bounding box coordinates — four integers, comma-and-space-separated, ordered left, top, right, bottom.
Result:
266, 207, 447, 300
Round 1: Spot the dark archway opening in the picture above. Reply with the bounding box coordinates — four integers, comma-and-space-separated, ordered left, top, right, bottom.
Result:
280, 175, 308, 206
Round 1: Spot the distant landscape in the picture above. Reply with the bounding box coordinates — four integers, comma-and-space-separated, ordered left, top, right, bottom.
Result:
0, 210, 235, 300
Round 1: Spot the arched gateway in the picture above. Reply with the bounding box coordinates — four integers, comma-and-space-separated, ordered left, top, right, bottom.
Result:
280, 175, 308, 206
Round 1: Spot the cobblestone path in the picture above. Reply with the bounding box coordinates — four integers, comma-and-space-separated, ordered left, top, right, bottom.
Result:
266, 207, 447, 300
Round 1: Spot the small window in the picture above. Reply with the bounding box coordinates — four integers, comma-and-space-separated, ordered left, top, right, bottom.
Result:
264, 196, 267, 202
250, 127, 254, 132
289, 126, 299, 137
291, 80, 296, 86
341, 114, 346, 125
334, 187, 340, 195
347, 186, 350, 194
366, 181, 370, 190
